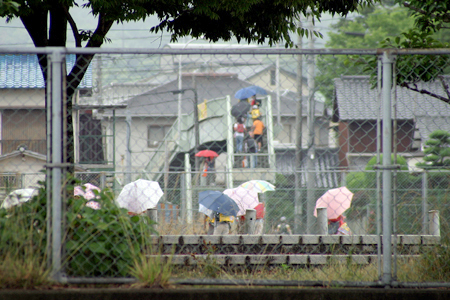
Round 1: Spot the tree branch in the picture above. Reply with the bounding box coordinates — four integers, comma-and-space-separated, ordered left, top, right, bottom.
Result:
402, 2, 431, 16
66, 12, 114, 98
401, 82, 450, 105
438, 75, 450, 100
86, 13, 114, 48
402, 1, 450, 23
62, 6, 82, 47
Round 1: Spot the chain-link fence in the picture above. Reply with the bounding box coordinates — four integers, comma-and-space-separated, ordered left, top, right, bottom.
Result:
1, 47, 450, 287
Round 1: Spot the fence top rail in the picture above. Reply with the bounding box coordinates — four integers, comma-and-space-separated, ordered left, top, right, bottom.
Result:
2, 47, 450, 56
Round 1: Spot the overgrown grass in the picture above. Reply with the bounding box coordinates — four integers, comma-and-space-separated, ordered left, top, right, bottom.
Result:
170, 261, 380, 283
130, 252, 174, 288
0, 253, 51, 289
2, 179, 450, 288
410, 246, 450, 281
0, 181, 52, 289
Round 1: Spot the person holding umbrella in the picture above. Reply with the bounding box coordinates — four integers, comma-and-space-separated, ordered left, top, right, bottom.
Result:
251, 116, 265, 152
203, 157, 216, 186
198, 190, 239, 236
328, 215, 351, 235
254, 202, 265, 235
196, 150, 219, 186
314, 187, 354, 235
213, 212, 234, 235
233, 117, 246, 153
203, 215, 215, 235
199, 203, 215, 235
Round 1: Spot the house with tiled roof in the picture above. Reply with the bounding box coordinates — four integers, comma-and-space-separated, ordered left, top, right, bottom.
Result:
0, 54, 93, 154
0, 54, 93, 194
333, 75, 450, 171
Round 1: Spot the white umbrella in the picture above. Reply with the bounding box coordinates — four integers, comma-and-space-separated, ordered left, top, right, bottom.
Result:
1, 188, 38, 209
116, 179, 164, 214
223, 186, 260, 216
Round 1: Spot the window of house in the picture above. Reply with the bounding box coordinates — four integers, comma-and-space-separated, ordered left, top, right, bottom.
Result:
0, 174, 20, 189
270, 70, 276, 86
277, 124, 292, 143
148, 125, 170, 148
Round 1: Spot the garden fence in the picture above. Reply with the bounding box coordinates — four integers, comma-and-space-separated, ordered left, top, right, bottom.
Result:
1, 47, 450, 287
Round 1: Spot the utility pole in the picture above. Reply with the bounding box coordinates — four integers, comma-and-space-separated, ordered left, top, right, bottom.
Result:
306, 13, 316, 234
294, 18, 303, 234
192, 75, 200, 175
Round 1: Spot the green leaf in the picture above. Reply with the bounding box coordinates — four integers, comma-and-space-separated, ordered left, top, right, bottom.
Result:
88, 242, 107, 254
96, 223, 109, 231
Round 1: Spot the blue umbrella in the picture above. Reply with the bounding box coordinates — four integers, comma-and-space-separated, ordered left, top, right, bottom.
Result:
234, 85, 268, 100
198, 191, 240, 217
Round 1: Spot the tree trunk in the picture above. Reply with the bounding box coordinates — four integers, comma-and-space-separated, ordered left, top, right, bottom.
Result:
21, 6, 113, 175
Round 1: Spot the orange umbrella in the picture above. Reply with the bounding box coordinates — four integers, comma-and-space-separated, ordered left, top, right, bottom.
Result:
195, 150, 219, 157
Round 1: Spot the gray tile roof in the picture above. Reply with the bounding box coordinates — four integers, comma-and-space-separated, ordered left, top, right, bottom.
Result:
102, 73, 326, 118
334, 76, 450, 121
415, 116, 450, 142
0, 54, 92, 89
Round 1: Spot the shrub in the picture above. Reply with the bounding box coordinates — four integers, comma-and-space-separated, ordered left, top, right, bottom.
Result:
65, 187, 158, 277
0, 178, 159, 279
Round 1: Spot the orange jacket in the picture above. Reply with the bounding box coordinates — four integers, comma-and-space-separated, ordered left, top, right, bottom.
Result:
252, 119, 264, 135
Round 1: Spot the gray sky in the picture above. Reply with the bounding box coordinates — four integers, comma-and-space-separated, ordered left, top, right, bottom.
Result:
0, 7, 342, 49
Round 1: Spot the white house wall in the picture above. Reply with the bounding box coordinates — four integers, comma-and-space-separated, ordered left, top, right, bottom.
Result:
0, 155, 45, 191
249, 70, 300, 94
0, 89, 45, 108
103, 117, 175, 179
275, 116, 329, 148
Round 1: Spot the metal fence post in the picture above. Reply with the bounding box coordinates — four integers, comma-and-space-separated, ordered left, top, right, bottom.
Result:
376, 57, 383, 278
422, 171, 429, 234
226, 95, 234, 189
429, 210, 440, 236
317, 207, 328, 235
245, 209, 256, 234
147, 208, 158, 230
100, 172, 106, 189
185, 153, 192, 224
125, 108, 132, 184
381, 50, 394, 286
48, 48, 65, 282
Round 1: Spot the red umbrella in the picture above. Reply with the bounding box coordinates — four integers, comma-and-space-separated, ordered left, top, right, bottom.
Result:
195, 150, 219, 158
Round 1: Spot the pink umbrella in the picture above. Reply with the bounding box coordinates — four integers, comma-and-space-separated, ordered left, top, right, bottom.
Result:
314, 187, 354, 220
223, 187, 260, 216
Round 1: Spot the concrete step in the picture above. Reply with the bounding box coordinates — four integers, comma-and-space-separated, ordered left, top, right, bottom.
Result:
148, 254, 422, 266
150, 235, 440, 256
